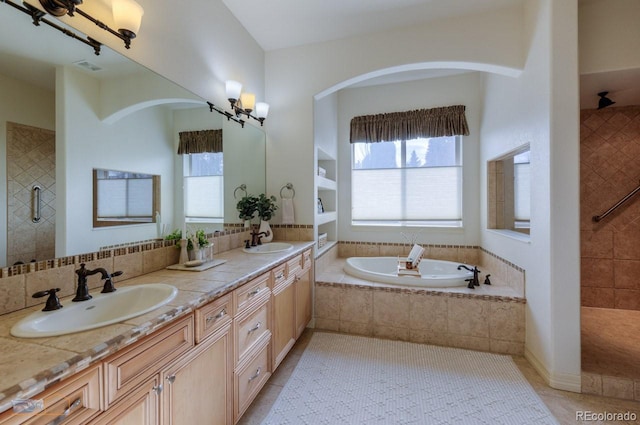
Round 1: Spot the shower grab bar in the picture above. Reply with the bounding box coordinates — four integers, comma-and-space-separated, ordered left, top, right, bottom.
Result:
593, 182, 640, 222
32, 185, 42, 223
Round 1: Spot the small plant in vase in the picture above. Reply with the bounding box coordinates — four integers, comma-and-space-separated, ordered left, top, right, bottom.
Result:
236, 195, 258, 228
189, 229, 210, 261
256, 194, 278, 243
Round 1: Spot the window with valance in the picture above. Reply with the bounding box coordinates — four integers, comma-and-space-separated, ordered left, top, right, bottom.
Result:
349, 105, 469, 227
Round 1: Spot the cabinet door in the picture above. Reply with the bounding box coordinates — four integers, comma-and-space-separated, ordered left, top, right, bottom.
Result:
90, 376, 160, 425
162, 324, 233, 425
271, 278, 296, 370
0, 365, 102, 425
295, 266, 312, 339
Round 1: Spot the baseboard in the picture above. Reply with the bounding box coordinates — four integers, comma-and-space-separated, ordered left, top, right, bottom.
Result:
524, 348, 581, 393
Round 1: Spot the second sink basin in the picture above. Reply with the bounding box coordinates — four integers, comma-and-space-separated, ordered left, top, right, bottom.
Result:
11, 283, 178, 338
243, 242, 294, 254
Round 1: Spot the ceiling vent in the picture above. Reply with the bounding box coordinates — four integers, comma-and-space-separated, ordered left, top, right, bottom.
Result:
73, 60, 103, 72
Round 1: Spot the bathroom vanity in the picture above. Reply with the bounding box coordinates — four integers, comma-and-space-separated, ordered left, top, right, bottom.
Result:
0, 242, 314, 425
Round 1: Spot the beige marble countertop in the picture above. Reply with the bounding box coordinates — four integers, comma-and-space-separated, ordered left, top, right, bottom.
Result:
0, 241, 314, 415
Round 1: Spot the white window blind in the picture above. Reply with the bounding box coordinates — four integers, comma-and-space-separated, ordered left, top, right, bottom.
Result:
184, 152, 224, 221
352, 167, 461, 221
185, 176, 223, 219
351, 136, 462, 225
97, 178, 152, 218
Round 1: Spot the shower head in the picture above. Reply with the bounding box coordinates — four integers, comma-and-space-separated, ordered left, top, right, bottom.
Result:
597, 91, 616, 110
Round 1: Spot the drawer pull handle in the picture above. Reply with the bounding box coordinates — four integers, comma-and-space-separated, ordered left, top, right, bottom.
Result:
275, 272, 284, 279
248, 287, 260, 297
206, 308, 226, 323
248, 321, 262, 333
295, 275, 301, 282
46, 398, 81, 425
153, 384, 163, 394
166, 375, 176, 384
248, 367, 262, 382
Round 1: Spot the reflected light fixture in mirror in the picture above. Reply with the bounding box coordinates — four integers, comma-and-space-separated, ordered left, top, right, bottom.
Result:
223, 80, 269, 126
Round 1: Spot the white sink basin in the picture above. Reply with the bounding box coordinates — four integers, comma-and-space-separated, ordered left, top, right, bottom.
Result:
243, 242, 294, 254
11, 284, 178, 338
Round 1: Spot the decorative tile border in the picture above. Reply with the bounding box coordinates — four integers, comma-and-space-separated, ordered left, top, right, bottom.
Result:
479, 247, 525, 272
316, 280, 526, 304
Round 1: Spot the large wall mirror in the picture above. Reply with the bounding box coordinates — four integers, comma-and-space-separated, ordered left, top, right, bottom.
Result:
0, 8, 266, 267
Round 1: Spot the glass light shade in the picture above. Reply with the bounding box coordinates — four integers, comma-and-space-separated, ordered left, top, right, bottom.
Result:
112, 0, 144, 35
225, 80, 242, 101
240, 93, 256, 112
255, 102, 269, 119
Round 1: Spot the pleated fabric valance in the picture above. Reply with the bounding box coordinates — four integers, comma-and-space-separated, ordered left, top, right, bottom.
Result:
177, 129, 223, 154
349, 105, 469, 143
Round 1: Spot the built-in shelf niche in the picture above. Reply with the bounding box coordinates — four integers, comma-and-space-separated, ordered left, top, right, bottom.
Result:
315, 147, 337, 257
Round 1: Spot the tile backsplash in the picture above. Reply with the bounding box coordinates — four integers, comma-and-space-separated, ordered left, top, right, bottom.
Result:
0, 225, 313, 316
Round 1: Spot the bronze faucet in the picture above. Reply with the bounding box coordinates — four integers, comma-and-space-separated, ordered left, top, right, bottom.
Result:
73, 263, 124, 301
250, 228, 270, 246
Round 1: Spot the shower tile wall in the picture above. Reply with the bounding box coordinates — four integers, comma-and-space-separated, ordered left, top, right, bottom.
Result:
580, 106, 640, 311
6, 122, 55, 266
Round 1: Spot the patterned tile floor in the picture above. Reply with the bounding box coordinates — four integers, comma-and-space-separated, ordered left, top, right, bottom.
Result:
239, 329, 640, 425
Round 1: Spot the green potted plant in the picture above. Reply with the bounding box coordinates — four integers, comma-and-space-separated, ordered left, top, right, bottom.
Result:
189, 229, 210, 260
236, 195, 258, 227
256, 194, 278, 243
256, 194, 278, 221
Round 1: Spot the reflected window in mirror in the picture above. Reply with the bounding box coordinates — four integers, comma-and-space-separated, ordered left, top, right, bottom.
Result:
487, 145, 530, 235
93, 169, 160, 227
184, 152, 224, 223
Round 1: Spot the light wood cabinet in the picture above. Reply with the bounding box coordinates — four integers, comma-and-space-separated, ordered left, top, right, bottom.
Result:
90, 376, 159, 425
295, 264, 313, 339
103, 315, 194, 408
271, 249, 313, 369
0, 364, 102, 425
162, 323, 233, 425
3, 246, 313, 425
233, 334, 271, 423
271, 274, 296, 370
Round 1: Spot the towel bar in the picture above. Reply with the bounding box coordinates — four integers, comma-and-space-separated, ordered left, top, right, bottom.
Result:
234, 184, 247, 199
280, 183, 295, 199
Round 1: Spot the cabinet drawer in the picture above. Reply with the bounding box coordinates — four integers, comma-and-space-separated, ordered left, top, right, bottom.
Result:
234, 338, 271, 422
234, 297, 270, 363
233, 272, 270, 314
286, 254, 303, 275
104, 315, 194, 407
271, 264, 287, 289
0, 365, 102, 425
195, 293, 232, 343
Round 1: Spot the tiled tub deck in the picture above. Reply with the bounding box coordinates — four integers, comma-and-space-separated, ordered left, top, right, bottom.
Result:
314, 247, 526, 356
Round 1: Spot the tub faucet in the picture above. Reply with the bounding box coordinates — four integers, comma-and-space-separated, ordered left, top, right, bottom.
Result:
73, 264, 124, 301
457, 265, 480, 289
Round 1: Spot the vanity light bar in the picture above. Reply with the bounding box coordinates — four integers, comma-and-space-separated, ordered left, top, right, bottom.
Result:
3, 0, 102, 55
207, 102, 246, 128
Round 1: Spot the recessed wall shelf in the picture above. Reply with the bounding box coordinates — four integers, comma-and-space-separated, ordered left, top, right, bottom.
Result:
314, 147, 337, 257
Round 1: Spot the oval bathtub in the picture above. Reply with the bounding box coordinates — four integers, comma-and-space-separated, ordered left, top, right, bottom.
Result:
344, 257, 473, 288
